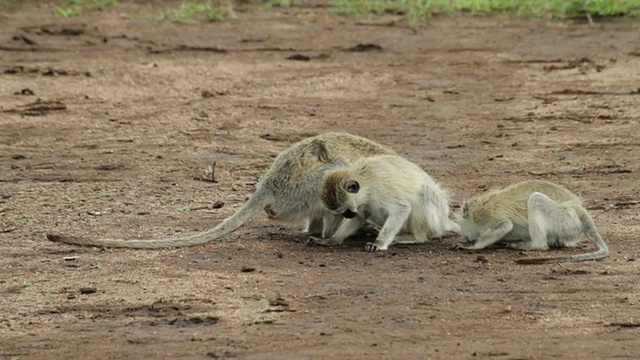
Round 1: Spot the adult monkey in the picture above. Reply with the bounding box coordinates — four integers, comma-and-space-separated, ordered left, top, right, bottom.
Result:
47, 132, 397, 248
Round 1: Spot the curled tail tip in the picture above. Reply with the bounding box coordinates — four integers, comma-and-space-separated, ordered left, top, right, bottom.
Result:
46, 233, 66, 242
46, 233, 88, 245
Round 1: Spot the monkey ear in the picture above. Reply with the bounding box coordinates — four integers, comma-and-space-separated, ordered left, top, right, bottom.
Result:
344, 180, 360, 194
309, 140, 329, 163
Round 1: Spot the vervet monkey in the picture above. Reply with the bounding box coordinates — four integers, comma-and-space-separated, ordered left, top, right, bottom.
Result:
454, 180, 609, 264
47, 133, 396, 248
310, 155, 460, 252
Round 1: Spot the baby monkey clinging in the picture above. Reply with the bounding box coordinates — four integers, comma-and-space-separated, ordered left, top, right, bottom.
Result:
311, 154, 459, 252
454, 180, 609, 264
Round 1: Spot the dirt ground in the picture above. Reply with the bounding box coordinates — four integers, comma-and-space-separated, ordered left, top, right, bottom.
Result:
1, 1, 639, 359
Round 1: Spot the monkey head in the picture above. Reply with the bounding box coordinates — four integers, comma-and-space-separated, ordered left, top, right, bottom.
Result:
454, 200, 481, 241
321, 172, 361, 219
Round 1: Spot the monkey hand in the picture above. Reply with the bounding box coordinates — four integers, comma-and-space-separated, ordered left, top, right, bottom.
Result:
451, 241, 476, 250
365, 241, 388, 252
307, 236, 340, 247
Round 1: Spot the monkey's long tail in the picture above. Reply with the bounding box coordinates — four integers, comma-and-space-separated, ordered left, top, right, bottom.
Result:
46, 190, 270, 249
514, 214, 609, 265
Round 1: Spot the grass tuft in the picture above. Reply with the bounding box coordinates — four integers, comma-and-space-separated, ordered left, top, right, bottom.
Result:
158, 1, 235, 23
330, 0, 640, 22
55, 0, 117, 17
262, 0, 295, 8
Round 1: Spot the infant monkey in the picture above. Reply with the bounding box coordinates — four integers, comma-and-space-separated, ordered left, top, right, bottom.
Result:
311, 155, 460, 252
454, 180, 609, 264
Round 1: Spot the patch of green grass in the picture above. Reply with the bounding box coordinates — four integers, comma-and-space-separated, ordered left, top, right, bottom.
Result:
55, 0, 117, 17
204, 164, 214, 177
571, 164, 585, 172
94, 0, 117, 10
158, 1, 235, 23
330, 0, 640, 22
56, 3, 82, 17
262, 0, 295, 8
21, 282, 32, 288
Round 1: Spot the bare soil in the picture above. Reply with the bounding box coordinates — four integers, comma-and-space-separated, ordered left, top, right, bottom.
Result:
1, 1, 639, 359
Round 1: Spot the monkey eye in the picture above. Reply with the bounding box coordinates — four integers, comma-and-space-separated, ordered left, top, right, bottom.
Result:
344, 180, 360, 194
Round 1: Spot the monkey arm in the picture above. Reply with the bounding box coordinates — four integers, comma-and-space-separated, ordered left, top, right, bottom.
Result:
331, 215, 367, 243
321, 213, 345, 239
366, 204, 412, 251
455, 220, 513, 250
309, 215, 366, 246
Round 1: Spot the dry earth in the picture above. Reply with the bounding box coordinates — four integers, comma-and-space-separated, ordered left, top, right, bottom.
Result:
1, 1, 639, 359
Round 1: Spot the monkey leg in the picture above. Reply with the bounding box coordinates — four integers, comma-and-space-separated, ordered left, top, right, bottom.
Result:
332, 215, 367, 243
366, 205, 412, 252
453, 220, 513, 250
391, 233, 421, 245
523, 192, 582, 251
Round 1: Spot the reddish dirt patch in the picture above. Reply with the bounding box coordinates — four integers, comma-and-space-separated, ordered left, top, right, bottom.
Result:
1, 1, 639, 359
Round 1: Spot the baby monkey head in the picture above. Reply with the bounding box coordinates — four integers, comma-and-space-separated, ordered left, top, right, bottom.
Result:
321, 172, 360, 219
455, 200, 481, 241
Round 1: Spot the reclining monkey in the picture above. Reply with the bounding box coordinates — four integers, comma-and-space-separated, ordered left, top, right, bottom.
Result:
47, 132, 396, 248
311, 154, 460, 252
453, 180, 609, 264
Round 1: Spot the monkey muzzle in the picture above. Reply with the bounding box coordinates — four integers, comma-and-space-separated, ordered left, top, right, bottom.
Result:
342, 209, 357, 219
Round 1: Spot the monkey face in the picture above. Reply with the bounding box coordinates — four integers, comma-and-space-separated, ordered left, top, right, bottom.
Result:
321, 174, 360, 218
325, 200, 358, 219
342, 208, 357, 218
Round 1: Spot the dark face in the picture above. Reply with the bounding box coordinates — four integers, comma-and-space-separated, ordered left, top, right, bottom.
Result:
342, 208, 357, 218
321, 176, 360, 217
